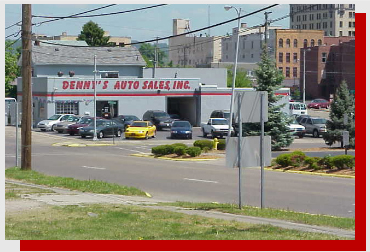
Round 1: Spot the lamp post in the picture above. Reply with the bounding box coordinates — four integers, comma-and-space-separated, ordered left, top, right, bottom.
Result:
224, 5, 241, 138
93, 54, 98, 141
302, 48, 311, 104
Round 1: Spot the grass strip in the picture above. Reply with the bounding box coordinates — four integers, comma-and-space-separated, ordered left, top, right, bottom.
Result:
6, 204, 349, 240
5, 167, 147, 197
159, 202, 355, 230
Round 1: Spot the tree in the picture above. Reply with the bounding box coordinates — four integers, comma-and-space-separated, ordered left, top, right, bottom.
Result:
323, 80, 355, 148
139, 43, 166, 67
242, 46, 294, 151
227, 66, 252, 88
5, 40, 20, 98
77, 21, 110, 46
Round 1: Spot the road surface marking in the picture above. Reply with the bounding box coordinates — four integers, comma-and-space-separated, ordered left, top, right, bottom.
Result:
184, 178, 218, 184
82, 166, 106, 170
348, 211, 353, 213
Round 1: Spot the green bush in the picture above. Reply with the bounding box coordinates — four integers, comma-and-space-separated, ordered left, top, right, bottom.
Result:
186, 147, 202, 157
171, 143, 188, 148
290, 151, 306, 167
304, 156, 322, 170
151, 145, 173, 156
275, 153, 293, 167
217, 139, 226, 150
174, 146, 187, 156
331, 155, 355, 169
193, 140, 213, 150
202, 147, 210, 153
319, 155, 335, 169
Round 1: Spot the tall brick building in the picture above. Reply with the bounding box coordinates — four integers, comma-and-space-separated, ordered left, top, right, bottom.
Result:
300, 37, 355, 99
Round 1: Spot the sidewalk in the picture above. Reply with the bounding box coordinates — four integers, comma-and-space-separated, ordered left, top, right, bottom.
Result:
5, 179, 355, 239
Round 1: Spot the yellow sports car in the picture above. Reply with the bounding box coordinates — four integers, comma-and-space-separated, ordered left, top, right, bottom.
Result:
124, 121, 156, 140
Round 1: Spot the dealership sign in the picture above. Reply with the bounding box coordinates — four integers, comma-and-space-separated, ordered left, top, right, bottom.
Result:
59, 78, 200, 92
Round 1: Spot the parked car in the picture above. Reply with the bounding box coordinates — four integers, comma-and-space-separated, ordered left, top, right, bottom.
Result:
307, 99, 330, 109
67, 116, 97, 136
169, 114, 181, 121
142, 110, 173, 130
296, 115, 311, 124
54, 115, 81, 133
210, 110, 232, 122
79, 119, 125, 139
287, 118, 306, 138
112, 115, 140, 131
124, 121, 156, 140
201, 118, 233, 138
288, 102, 308, 116
170, 120, 192, 139
37, 114, 75, 131
299, 117, 327, 138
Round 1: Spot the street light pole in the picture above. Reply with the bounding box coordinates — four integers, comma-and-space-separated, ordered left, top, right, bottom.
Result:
225, 6, 241, 138
93, 54, 98, 141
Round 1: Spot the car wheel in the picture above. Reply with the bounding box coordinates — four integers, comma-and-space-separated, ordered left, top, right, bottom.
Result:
145, 132, 149, 140
40, 129, 46, 132
211, 130, 216, 139
313, 130, 319, 138
116, 130, 122, 137
98, 131, 104, 139
57, 130, 63, 134
189, 134, 192, 139
202, 129, 207, 138
51, 125, 55, 131
70, 132, 75, 136
298, 133, 304, 138
81, 135, 86, 138
152, 130, 156, 138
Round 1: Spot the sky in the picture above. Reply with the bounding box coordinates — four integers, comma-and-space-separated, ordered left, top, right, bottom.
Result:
5, 3, 290, 44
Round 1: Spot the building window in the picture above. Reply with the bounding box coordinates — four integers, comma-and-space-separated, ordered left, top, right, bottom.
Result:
318, 39, 322, 46
293, 67, 298, 78
226, 55, 228, 60
251, 41, 254, 49
323, 12, 328, 19
251, 54, 254, 58
278, 67, 283, 73
303, 39, 308, 48
242, 54, 245, 59
294, 39, 298, 48
293, 53, 298, 62
286, 53, 291, 63
303, 15, 307, 21
243, 41, 245, 49
279, 52, 283, 63
286, 67, 290, 78
339, 31, 343, 36
286, 39, 290, 48
329, 11, 333, 18
349, 12, 353, 18
322, 52, 327, 63
323, 22, 327, 29
226, 43, 228, 51
317, 13, 321, 19
303, 24, 307, 29
330, 21, 333, 28
56, 102, 79, 115
279, 38, 283, 48
316, 23, 321, 29
311, 39, 315, 47
340, 21, 343, 28
349, 22, 352, 28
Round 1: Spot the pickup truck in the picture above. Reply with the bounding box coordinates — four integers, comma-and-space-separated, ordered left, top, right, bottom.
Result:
201, 118, 233, 138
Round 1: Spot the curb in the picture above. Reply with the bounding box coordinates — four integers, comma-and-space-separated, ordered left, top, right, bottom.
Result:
264, 167, 355, 179
52, 142, 116, 147
130, 153, 218, 161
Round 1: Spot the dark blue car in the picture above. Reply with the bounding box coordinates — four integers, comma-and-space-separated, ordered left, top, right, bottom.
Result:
170, 120, 192, 139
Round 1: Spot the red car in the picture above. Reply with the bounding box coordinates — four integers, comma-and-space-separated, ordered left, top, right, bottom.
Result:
307, 99, 330, 109
67, 116, 101, 135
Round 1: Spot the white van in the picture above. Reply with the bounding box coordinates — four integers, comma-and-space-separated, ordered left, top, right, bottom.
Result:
289, 102, 308, 116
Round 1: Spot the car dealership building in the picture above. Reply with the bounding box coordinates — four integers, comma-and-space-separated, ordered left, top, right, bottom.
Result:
16, 43, 289, 127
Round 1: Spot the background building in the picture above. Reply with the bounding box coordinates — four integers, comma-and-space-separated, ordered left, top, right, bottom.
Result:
290, 4, 355, 37
168, 19, 222, 67
301, 36, 355, 99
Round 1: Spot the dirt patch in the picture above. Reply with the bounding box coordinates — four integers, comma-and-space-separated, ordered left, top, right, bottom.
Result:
269, 165, 355, 176
157, 150, 225, 160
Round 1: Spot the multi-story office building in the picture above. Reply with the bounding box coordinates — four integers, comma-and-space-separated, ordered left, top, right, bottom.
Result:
168, 19, 222, 67
290, 4, 355, 37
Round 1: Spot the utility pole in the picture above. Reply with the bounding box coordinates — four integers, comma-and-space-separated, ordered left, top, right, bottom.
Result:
152, 37, 158, 78
21, 4, 32, 170
264, 11, 272, 49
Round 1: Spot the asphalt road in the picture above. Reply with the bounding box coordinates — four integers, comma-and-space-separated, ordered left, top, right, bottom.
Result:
5, 127, 355, 217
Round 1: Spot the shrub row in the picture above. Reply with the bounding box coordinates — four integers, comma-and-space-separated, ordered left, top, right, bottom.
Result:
193, 139, 226, 151
275, 152, 355, 170
151, 143, 201, 157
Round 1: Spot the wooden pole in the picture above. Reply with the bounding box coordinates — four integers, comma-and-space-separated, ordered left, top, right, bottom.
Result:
21, 4, 32, 170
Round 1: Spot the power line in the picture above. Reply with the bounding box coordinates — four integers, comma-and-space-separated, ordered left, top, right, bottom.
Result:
5, 21, 22, 30
32, 4, 167, 19
33, 4, 117, 26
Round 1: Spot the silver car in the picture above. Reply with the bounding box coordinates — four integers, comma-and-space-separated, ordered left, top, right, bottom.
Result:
54, 115, 81, 133
299, 117, 327, 138
37, 114, 75, 131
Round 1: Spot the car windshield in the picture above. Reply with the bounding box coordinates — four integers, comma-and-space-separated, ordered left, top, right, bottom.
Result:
172, 121, 190, 128
79, 118, 92, 124
67, 117, 76, 122
153, 112, 169, 118
48, 115, 62, 120
131, 122, 147, 127
293, 104, 306, 110
212, 119, 228, 125
291, 118, 299, 124
312, 118, 326, 124
126, 116, 139, 121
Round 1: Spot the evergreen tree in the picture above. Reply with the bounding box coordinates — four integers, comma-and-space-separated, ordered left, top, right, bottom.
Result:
242, 46, 294, 151
77, 21, 110, 46
323, 80, 355, 147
